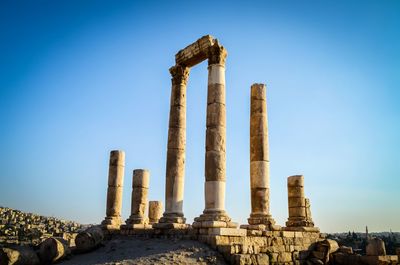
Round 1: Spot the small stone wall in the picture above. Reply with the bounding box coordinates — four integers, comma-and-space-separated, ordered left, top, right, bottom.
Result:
115, 228, 324, 265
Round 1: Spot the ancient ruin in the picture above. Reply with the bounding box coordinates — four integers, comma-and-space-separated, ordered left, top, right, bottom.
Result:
101, 150, 125, 230
122, 169, 151, 229
3, 35, 397, 265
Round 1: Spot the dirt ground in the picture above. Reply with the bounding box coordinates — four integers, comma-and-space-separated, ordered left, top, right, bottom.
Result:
59, 237, 228, 265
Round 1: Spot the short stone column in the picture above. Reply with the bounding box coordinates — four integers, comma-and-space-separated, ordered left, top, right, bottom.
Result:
148, 201, 163, 224
286, 175, 315, 228
193, 42, 237, 229
157, 65, 190, 228
124, 169, 150, 227
101, 150, 125, 230
242, 83, 276, 230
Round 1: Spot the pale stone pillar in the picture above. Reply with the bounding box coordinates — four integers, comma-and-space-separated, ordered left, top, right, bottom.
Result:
101, 150, 125, 230
286, 175, 314, 227
193, 42, 236, 229
158, 65, 190, 226
148, 201, 163, 224
125, 169, 150, 225
245, 83, 276, 229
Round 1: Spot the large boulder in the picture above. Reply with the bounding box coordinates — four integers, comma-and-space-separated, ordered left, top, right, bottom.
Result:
366, 238, 386, 256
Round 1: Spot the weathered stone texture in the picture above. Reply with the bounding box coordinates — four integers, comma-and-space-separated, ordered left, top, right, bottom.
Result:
148, 201, 163, 224
125, 169, 150, 225
102, 150, 125, 229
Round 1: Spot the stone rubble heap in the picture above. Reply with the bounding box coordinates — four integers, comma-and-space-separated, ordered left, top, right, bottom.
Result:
0, 207, 81, 246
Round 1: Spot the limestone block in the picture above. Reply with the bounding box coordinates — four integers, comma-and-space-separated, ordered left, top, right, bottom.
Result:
130, 187, 148, 217
205, 181, 226, 211
250, 161, 269, 188
132, 169, 150, 188
250, 99, 266, 115
170, 83, 186, 107
167, 127, 186, 149
168, 105, 185, 128
201, 220, 227, 228
0, 246, 40, 265
148, 201, 162, 223
289, 197, 306, 207
288, 175, 304, 187
288, 186, 305, 198
278, 252, 293, 262
289, 206, 306, 217
207, 83, 225, 104
106, 187, 123, 216
250, 114, 268, 136
282, 231, 295, 238
165, 149, 185, 179
251, 83, 267, 100
205, 150, 226, 181
250, 135, 269, 161
206, 126, 225, 152
206, 102, 226, 127
251, 188, 269, 213
107, 150, 125, 187
366, 238, 386, 256
208, 64, 225, 85
208, 228, 247, 236
109, 150, 125, 167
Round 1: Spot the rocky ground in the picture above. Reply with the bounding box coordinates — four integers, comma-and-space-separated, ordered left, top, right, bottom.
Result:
60, 237, 227, 265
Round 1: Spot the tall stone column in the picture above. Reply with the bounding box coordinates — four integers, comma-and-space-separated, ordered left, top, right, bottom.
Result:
245, 84, 276, 229
193, 42, 236, 229
286, 175, 314, 228
101, 150, 125, 230
124, 169, 150, 226
157, 65, 190, 226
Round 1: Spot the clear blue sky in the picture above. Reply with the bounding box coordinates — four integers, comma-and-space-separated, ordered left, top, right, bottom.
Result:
1, 0, 399, 233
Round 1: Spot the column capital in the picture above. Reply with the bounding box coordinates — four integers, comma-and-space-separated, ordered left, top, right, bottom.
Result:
169, 64, 190, 86
207, 41, 227, 66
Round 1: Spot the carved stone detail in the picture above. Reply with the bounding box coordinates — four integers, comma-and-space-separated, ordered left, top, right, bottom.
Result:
170, 65, 190, 86
208, 41, 227, 66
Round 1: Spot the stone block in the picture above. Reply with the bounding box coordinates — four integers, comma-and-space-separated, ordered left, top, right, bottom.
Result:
250, 99, 266, 115
167, 127, 186, 149
250, 161, 269, 188
366, 238, 386, 256
250, 113, 267, 136
206, 102, 226, 127
282, 231, 295, 238
250, 135, 269, 162
207, 83, 225, 104
208, 228, 247, 236
205, 151, 226, 181
170, 83, 186, 106
205, 127, 225, 152
168, 105, 185, 128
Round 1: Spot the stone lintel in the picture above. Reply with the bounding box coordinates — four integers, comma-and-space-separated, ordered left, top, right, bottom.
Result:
175, 35, 215, 67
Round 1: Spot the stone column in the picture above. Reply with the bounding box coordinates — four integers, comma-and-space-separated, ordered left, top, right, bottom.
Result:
148, 201, 163, 224
101, 150, 125, 230
193, 42, 236, 229
286, 175, 314, 228
158, 65, 190, 226
124, 169, 150, 226
245, 83, 276, 229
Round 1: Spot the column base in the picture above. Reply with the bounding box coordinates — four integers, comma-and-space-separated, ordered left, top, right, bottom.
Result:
156, 212, 186, 227
193, 209, 237, 228
286, 217, 315, 228
101, 217, 122, 230
125, 215, 149, 225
